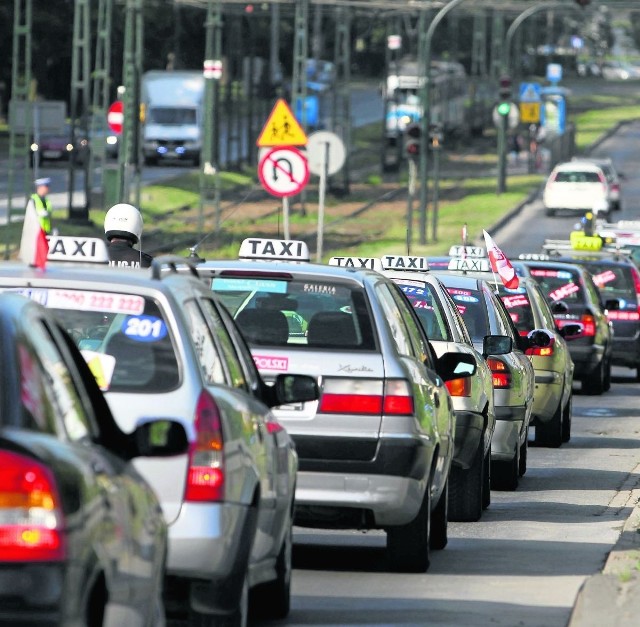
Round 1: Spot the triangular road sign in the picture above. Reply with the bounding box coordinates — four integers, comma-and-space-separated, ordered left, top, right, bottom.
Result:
519, 82, 541, 103
256, 99, 308, 147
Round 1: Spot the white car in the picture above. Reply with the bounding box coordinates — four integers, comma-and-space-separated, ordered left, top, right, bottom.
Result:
543, 161, 612, 217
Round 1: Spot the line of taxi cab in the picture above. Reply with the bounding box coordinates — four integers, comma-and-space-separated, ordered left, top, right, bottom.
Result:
377, 254, 498, 522
197, 239, 477, 573
0, 236, 318, 625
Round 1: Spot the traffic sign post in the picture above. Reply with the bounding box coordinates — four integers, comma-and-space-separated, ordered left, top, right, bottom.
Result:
258, 147, 310, 240
307, 131, 346, 262
107, 101, 124, 134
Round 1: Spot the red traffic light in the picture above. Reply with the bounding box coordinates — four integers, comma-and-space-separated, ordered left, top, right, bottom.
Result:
404, 123, 422, 157
498, 75, 512, 101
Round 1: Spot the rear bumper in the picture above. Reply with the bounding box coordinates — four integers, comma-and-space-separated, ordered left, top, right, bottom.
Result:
0, 563, 65, 625
611, 334, 640, 368
532, 371, 564, 423
491, 405, 528, 461
569, 343, 605, 379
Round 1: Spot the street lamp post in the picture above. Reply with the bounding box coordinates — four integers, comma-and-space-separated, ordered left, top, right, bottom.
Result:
418, 0, 467, 246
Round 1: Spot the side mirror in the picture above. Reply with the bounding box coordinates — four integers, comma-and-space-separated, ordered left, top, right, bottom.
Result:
527, 328, 553, 348
483, 334, 512, 357
436, 352, 476, 382
132, 419, 189, 457
550, 300, 570, 315
604, 298, 620, 311
559, 323, 583, 340
270, 373, 319, 407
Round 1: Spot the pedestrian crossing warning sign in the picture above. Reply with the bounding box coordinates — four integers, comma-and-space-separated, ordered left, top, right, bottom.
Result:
256, 99, 308, 147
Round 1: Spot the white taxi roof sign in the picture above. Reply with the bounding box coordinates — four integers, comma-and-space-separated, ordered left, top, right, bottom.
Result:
47, 236, 110, 264
448, 245, 486, 258
448, 257, 491, 272
328, 256, 383, 271
238, 238, 310, 262
381, 255, 429, 272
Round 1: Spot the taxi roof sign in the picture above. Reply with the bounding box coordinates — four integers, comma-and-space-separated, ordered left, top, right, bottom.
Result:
448, 257, 491, 272
448, 245, 486, 258
328, 256, 383, 271
569, 231, 603, 252
238, 238, 310, 262
47, 236, 110, 264
381, 255, 429, 272
256, 99, 308, 148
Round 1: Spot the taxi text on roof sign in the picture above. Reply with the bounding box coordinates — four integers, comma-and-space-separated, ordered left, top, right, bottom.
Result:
381, 255, 429, 272
448, 257, 491, 273
448, 245, 486, 258
47, 236, 110, 264
569, 231, 603, 252
328, 257, 383, 271
256, 99, 308, 148
238, 238, 310, 262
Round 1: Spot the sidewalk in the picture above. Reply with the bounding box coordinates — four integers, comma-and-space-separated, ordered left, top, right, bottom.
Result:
569, 468, 640, 626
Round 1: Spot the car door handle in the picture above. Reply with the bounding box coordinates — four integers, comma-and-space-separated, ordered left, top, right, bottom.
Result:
434, 392, 440, 408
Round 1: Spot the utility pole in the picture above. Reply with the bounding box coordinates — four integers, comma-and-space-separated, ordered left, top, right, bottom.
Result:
334, 5, 351, 194
291, 0, 309, 128
6, 0, 32, 259
118, 0, 144, 206
89, 0, 113, 202
68, 0, 91, 221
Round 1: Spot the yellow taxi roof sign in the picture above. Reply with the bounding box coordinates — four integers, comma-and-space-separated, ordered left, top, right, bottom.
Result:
256, 99, 308, 147
570, 230, 603, 251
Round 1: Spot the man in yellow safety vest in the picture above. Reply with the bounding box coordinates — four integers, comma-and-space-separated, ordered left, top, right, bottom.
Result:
30, 177, 53, 234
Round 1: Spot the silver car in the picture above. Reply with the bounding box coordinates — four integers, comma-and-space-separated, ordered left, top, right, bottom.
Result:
380, 255, 498, 522
434, 272, 536, 491
0, 238, 317, 625
198, 240, 477, 573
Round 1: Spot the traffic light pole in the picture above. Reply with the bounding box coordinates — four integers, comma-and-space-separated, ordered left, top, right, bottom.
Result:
497, 111, 507, 194
418, 0, 467, 246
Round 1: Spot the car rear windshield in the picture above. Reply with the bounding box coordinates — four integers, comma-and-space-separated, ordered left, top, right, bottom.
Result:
444, 287, 489, 341
393, 280, 452, 341
528, 267, 586, 307
554, 171, 602, 183
211, 276, 376, 350
583, 262, 637, 309
0, 287, 180, 394
497, 287, 535, 334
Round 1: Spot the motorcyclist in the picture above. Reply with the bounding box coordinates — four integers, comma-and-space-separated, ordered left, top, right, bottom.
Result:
104, 203, 153, 268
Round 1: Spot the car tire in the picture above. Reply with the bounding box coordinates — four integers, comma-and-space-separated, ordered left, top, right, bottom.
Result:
387, 484, 431, 573
491, 445, 519, 491
448, 443, 483, 522
535, 402, 563, 448
430, 479, 448, 550
582, 359, 605, 395
545, 208, 555, 217
190, 572, 249, 627
562, 396, 572, 443
603, 357, 612, 392
252, 524, 292, 620
518, 429, 528, 476
482, 447, 491, 510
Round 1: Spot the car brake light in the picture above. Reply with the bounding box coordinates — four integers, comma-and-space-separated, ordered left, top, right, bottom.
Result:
318, 378, 414, 416
610, 183, 620, 193
185, 391, 225, 502
0, 451, 65, 562
580, 313, 596, 337
486, 357, 512, 389
526, 336, 556, 357
265, 421, 285, 435
445, 377, 471, 397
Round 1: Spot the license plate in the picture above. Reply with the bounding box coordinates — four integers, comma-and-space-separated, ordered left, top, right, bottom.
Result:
277, 402, 304, 411
43, 150, 62, 158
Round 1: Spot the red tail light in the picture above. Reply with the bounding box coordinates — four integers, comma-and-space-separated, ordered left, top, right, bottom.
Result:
265, 421, 285, 435
597, 171, 607, 194
445, 377, 471, 397
580, 313, 596, 337
610, 183, 620, 194
487, 357, 512, 389
0, 451, 65, 562
185, 391, 225, 502
526, 345, 554, 357
319, 379, 414, 416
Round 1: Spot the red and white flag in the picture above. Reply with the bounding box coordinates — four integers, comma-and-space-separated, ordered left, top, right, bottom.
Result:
19, 199, 48, 269
483, 229, 519, 289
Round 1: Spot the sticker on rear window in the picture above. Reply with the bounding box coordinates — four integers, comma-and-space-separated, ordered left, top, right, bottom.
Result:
212, 278, 288, 293
502, 295, 529, 309
452, 294, 479, 303
592, 270, 617, 287
530, 269, 572, 279
399, 284, 426, 296
412, 300, 433, 310
303, 284, 337, 295
549, 283, 579, 301
253, 355, 289, 371
122, 316, 167, 342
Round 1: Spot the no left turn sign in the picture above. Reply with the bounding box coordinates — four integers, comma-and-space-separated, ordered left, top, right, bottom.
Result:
258, 147, 310, 198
